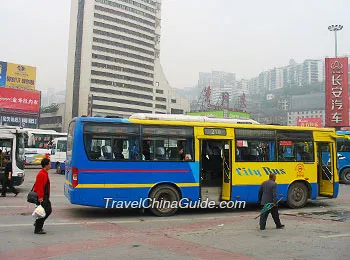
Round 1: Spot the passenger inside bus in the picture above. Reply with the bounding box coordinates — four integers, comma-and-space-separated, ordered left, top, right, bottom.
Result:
113, 140, 124, 160
142, 141, 151, 160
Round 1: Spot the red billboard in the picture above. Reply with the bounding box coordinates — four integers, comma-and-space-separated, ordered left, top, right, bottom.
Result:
0, 87, 40, 114
297, 117, 322, 128
325, 57, 349, 127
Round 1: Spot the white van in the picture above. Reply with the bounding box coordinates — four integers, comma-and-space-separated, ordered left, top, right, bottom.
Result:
50, 137, 67, 174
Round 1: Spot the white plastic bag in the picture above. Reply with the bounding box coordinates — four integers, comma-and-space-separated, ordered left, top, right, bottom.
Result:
32, 205, 46, 219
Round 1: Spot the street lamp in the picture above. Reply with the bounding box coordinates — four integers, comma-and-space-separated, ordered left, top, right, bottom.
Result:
328, 24, 343, 57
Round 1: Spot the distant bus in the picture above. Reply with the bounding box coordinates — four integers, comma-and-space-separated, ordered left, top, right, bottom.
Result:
64, 114, 339, 216
50, 137, 67, 174
0, 126, 26, 186
328, 131, 350, 184
24, 129, 66, 165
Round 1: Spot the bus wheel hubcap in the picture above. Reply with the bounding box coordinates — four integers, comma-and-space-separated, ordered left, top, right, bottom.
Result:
293, 188, 304, 202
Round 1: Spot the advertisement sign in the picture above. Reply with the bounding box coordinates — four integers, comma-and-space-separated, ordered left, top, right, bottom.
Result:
325, 57, 349, 127
0, 61, 7, 87
5, 62, 36, 90
0, 87, 40, 114
296, 117, 322, 128
0, 115, 38, 128
187, 110, 250, 119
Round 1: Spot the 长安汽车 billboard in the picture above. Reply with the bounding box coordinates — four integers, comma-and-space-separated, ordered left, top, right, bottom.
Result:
325, 57, 349, 127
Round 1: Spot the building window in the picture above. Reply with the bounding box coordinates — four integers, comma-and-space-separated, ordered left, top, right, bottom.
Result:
91, 79, 153, 93
155, 97, 166, 102
92, 53, 154, 70
171, 108, 183, 114
155, 104, 166, 109
93, 37, 155, 56
90, 86, 153, 100
171, 99, 176, 103
93, 29, 154, 49
95, 0, 156, 20
156, 89, 163, 94
92, 45, 154, 64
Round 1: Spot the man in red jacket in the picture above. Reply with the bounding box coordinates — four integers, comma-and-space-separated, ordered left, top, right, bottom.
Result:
33, 158, 52, 234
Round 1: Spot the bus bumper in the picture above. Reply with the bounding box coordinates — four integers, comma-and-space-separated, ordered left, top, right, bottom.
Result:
12, 176, 24, 186
64, 183, 79, 204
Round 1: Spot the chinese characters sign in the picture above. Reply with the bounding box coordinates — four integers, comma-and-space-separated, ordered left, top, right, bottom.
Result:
0, 116, 37, 126
297, 118, 322, 128
0, 61, 36, 90
325, 57, 349, 127
0, 87, 40, 113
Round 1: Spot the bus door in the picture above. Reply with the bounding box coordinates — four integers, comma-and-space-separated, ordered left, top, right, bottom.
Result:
199, 139, 232, 202
317, 142, 335, 197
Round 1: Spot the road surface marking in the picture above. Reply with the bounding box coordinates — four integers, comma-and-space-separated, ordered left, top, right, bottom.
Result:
320, 234, 350, 238
0, 215, 251, 228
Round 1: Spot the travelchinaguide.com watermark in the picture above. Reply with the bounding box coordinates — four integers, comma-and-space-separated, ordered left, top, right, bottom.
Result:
104, 198, 246, 209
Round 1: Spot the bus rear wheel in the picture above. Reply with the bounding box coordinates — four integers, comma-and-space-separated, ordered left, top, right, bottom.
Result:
287, 182, 308, 208
148, 185, 180, 217
340, 168, 350, 184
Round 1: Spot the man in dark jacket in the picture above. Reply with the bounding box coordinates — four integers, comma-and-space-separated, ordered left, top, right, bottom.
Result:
33, 158, 52, 234
258, 173, 284, 230
1, 156, 19, 197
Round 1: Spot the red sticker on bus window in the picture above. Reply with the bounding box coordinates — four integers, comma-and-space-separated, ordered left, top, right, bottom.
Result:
280, 141, 292, 146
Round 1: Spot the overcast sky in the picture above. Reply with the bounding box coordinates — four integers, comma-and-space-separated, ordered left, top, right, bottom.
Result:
0, 0, 349, 91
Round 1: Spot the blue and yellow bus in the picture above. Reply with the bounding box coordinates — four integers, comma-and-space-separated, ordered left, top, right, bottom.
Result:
328, 130, 350, 184
64, 114, 339, 216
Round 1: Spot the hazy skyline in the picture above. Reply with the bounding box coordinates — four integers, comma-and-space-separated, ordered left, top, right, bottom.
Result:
0, 0, 349, 92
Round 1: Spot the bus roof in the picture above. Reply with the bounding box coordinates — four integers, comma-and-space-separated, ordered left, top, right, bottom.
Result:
129, 113, 260, 124
74, 116, 335, 133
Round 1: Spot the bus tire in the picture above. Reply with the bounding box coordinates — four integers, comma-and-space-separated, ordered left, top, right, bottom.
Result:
148, 185, 180, 217
340, 168, 350, 184
287, 182, 308, 208
56, 163, 61, 174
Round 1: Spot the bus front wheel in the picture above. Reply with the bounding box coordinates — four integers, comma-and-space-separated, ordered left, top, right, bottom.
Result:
340, 169, 350, 184
287, 182, 308, 208
148, 185, 180, 217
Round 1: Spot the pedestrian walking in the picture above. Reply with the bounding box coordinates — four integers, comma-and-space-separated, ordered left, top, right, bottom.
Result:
1, 156, 19, 197
33, 158, 52, 234
258, 173, 284, 230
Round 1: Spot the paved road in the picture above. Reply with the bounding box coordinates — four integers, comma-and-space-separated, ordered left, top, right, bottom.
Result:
0, 168, 350, 260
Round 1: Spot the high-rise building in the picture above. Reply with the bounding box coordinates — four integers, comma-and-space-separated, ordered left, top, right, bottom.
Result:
64, 0, 189, 130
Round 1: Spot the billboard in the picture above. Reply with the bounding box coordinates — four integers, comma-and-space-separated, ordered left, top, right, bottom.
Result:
0, 61, 36, 90
325, 57, 349, 127
187, 110, 250, 119
0, 115, 38, 128
0, 61, 7, 87
0, 87, 40, 114
296, 117, 322, 128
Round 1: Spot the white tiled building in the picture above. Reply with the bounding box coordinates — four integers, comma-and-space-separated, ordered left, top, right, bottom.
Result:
64, 0, 189, 130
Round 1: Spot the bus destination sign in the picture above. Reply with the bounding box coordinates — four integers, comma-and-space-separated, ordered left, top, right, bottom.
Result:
204, 128, 227, 136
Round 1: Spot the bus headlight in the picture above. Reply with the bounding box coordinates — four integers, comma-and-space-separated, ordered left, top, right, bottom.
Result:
17, 172, 24, 177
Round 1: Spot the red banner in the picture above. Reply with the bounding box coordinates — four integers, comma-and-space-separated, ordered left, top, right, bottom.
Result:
0, 87, 40, 114
325, 57, 349, 127
297, 117, 322, 128
279, 141, 292, 146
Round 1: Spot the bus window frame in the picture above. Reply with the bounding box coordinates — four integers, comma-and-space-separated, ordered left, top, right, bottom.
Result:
83, 122, 141, 162
140, 124, 195, 162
